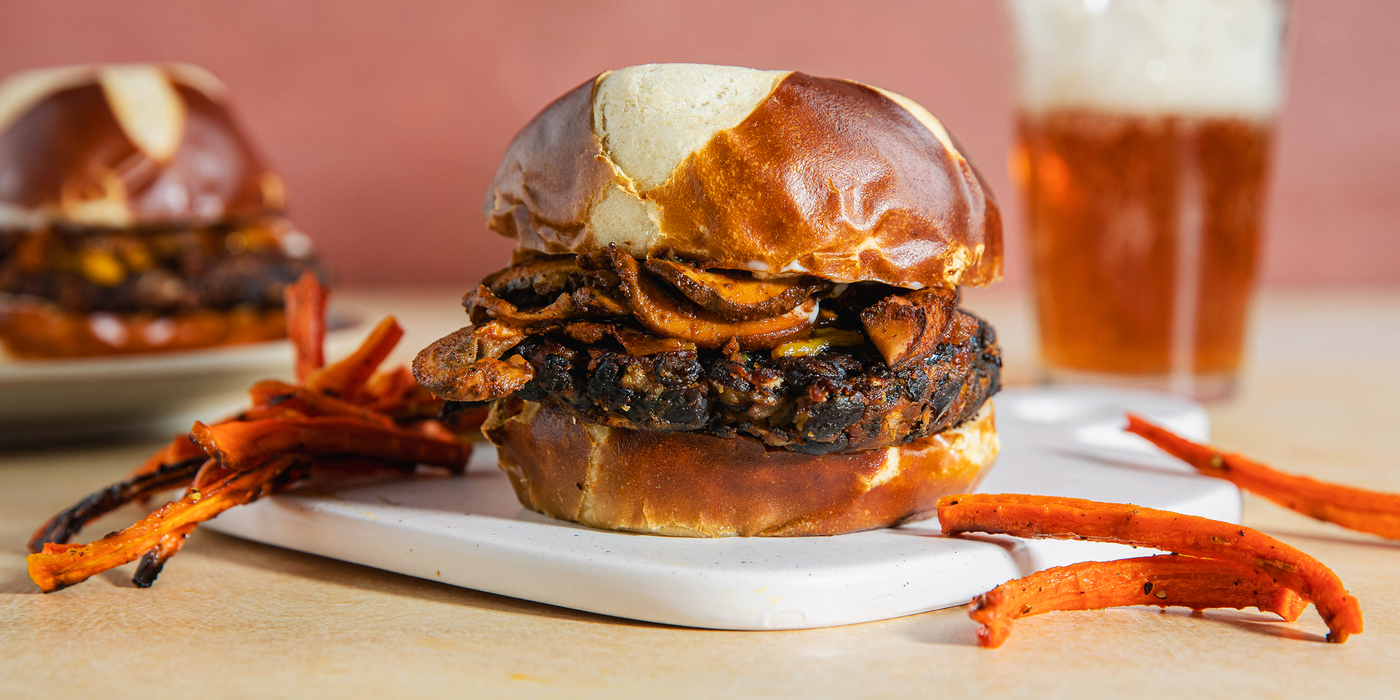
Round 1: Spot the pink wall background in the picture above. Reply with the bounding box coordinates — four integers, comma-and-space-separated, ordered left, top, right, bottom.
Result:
1, 0, 1396, 289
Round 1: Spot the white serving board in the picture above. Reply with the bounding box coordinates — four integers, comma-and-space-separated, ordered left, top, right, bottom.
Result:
205, 386, 1238, 630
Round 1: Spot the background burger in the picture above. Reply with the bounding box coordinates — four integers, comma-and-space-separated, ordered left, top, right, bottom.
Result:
415, 63, 1003, 537
0, 63, 325, 358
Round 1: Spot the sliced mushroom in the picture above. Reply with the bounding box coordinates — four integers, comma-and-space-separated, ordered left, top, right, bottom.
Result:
560, 321, 613, 345
561, 321, 698, 356
466, 285, 567, 326
607, 247, 817, 350
859, 288, 959, 369
645, 258, 831, 322
482, 254, 591, 300
943, 309, 982, 347
441, 356, 534, 402
412, 323, 533, 401
569, 286, 629, 317
464, 284, 627, 328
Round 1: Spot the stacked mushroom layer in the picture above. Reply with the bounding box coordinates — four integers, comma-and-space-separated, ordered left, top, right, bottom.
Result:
414, 248, 1001, 455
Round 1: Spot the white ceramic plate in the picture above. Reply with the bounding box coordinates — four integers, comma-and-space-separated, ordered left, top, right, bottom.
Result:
206, 386, 1239, 630
0, 311, 361, 445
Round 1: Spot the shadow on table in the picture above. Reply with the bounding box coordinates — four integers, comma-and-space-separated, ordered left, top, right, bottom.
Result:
898, 610, 983, 646
0, 567, 40, 594
1202, 609, 1328, 643
903, 605, 1327, 647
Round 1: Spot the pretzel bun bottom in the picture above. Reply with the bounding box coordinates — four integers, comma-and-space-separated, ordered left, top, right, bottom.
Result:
0, 299, 286, 358
484, 397, 999, 537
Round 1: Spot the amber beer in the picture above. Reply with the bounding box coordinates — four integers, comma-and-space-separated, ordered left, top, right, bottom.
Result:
1016, 112, 1273, 391
1006, 0, 1288, 398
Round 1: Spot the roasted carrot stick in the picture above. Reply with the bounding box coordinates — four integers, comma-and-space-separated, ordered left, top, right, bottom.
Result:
190, 416, 468, 472
27, 457, 297, 593
285, 271, 328, 382
1126, 414, 1400, 540
30, 302, 461, 592
131, 523, 197, 588
409, 419, 459, 444
360, 366, 441, 418
29, 456, 206, 552
364, 366, 417, 404
967, 554, 1310, 648
307, 316, 403, 400
128, 401, 305, 481
247, 380, 396, 426
127, 433, 209, 479
937, 493, 1363, 643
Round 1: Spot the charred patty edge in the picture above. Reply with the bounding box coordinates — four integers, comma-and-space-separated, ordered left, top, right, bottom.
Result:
473, 310, 1000, 455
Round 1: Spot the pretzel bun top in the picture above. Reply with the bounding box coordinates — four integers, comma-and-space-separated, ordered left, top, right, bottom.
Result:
485, 63, 1002, 290
0, 63, 284, 230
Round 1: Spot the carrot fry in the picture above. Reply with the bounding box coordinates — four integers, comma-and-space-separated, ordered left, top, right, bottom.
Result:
247, 378, 300, 407
364, 366, 417, 404
131, 523, 197, 588
248, 380, 395, 426
1126, 414, 1400, 540
29, 456, 205, 552
128, 434, 208, 479
968, 554, 1310, 648
937, 493, 1363, 643
409, 419, 459, 444
190, 458, 234, 491
285, 271, 328, 382
26, 457, 297, 593
191, 416, 469, 471
360, 366, 441, 419
29, 301, 468, 592
306, 316, 403, 400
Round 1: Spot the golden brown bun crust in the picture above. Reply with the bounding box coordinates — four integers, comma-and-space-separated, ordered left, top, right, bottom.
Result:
0, 297, 286, 358
0, 64, 283, 230
484, 396, 999, 537
485, 66, 1002, 290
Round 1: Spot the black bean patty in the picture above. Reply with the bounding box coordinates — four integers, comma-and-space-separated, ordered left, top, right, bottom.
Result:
479, 310, 1000, 455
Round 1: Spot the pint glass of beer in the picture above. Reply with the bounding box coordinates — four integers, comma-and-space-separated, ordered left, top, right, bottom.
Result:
1006, 0, 1289, 399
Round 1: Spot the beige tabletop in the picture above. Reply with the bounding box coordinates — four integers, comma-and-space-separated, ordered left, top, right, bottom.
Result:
3, 288, 1399, 699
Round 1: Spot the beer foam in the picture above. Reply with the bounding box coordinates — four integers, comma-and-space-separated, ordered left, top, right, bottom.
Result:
1008, 0, 1287, 119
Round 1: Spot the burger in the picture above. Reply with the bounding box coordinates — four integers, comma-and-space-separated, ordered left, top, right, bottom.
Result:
414, 64, 1003, 536
0, 63, 325, 358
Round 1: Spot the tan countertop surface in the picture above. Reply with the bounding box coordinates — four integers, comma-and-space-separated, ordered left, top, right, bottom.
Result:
3, 287, 1399, 698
